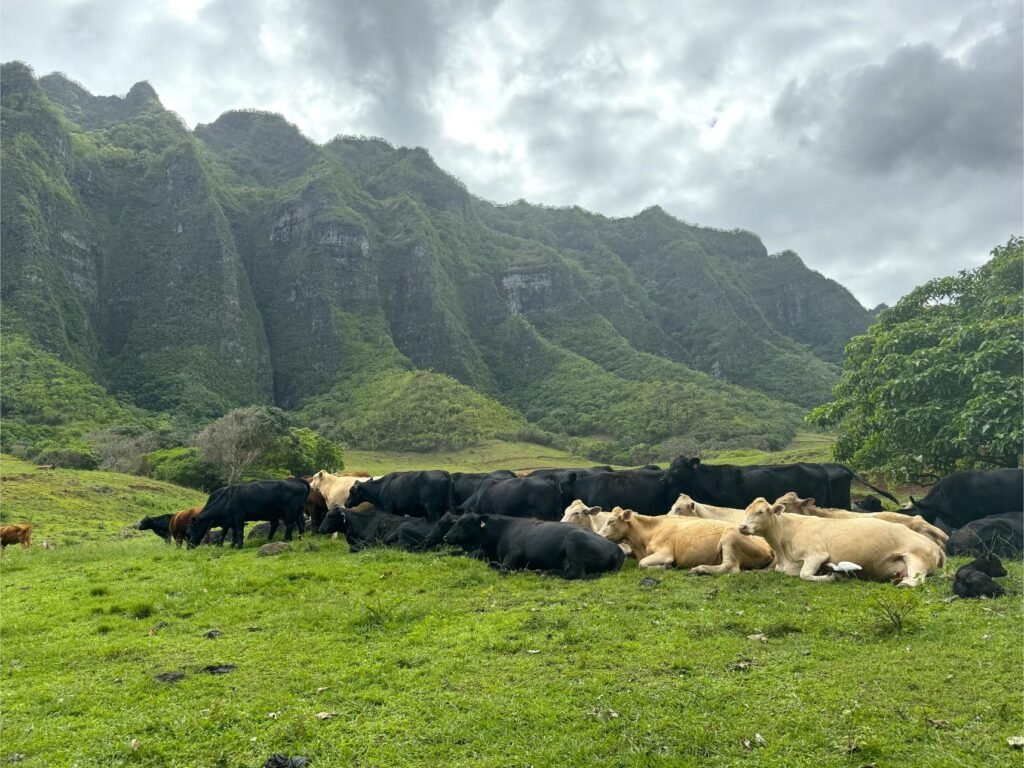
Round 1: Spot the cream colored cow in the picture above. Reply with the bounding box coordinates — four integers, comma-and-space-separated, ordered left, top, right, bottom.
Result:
772, 492, 949, 548
738, 497, 945, 587
561, 499, 632, 556
668, 493, 747, 524
596, 507, 773, 574
308, 470, 375, 511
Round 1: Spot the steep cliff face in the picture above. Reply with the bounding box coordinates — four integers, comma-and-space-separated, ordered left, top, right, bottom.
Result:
1, 64, 878, 455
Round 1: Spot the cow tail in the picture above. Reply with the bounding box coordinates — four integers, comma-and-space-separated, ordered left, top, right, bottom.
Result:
840, 465, 899, 505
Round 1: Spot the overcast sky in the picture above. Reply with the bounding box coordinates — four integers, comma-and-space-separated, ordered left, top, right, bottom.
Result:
3, 0, 1021, 307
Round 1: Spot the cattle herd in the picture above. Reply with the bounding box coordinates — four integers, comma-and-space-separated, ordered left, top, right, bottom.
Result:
7, 459, 1022, 595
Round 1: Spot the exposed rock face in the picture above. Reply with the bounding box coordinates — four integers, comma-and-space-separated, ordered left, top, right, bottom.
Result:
2, 64, 877, 444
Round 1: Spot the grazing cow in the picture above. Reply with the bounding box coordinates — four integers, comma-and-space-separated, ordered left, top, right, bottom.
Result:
189, 478, 309, 548
0, 524, 33, 549
737, 497, 945, 586
451, 470, 517, 509
907, 469, 1024, 529
596, 507, 773, 573
308, 471, 374, 511
560, 499, 632, 555
466, 475, 562, 520
559, 468, 671, 517
946, 511, 1024, 557
953, 555, 1008, 599
443, 513, 625, 579
667, 493, 747, 524
773, 492, 949, 549
136, 514, 173, 543
169, 507, 203, 547
317, 506, 407, 552
345, 471, 452, 522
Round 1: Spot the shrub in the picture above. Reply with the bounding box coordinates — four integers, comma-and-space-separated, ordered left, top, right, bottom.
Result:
144, 447, 222, 490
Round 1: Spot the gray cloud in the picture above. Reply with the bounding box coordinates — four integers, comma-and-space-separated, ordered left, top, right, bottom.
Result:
1, 0, 1020, 306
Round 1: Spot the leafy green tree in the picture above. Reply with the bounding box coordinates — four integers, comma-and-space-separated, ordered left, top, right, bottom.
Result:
144, 446, 223, 490
256, 427, 343, 478
810, 238, 1023, 482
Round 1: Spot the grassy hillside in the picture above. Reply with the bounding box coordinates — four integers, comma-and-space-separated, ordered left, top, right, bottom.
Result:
0, 459, 1021, 766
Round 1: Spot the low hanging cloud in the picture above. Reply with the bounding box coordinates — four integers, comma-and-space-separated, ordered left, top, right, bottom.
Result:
2, 0, 1020, 307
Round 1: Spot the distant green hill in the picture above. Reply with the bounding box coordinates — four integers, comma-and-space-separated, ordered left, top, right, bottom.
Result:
1, 61, 876, 459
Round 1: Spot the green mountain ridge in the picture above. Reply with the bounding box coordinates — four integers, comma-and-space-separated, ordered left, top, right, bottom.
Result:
1, 62, 875, 460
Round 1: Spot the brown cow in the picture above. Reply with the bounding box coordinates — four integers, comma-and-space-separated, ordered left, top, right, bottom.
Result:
305, 488, 329, 533
1, 524, 33, 549
169, 507, 203, 547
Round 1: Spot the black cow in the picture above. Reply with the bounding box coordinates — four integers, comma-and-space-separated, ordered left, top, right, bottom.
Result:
560, 468, 670, 517
908, 469, 1023, 529
451, 470, 516, 509
946, 511, 1024, 558
189, 478, 309, 548
467, 475, 562, 520
346, 470, 452, 522
443, 513, 625, 579
852, 495, 884, 513
953, 555, 1008, 599
527, 466, 613, 481
664, 458, 835, 510
318, 506, 406, 552
821, 463, 898, 509
136, 514, 173, 543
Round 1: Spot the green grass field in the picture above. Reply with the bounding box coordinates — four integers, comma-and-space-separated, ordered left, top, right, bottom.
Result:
1, 453, 1021, 767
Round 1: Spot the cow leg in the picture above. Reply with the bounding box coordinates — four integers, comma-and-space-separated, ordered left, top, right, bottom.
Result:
268, 519, 279, 541
233, 523, 245, 549
895, 554, 930, 587
638, 551, 676, 569
799, 554, 836, 582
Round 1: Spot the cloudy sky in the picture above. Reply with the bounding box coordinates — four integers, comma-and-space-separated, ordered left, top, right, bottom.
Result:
3, 0, 1021, 306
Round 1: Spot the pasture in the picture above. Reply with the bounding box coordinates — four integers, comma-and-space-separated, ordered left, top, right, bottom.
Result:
1, 454, 1021, 767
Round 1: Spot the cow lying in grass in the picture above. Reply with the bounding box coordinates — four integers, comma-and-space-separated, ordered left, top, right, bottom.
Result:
946, 511, 1023, 558
667, 494, 746, 524
953, 555, 1007, 599
443, 513, 625, 579
737, 497, 945, 587
560, 499, 632, 556
318, 507, 408, 552
597, 507, 773, 574
772, 492, 949, 549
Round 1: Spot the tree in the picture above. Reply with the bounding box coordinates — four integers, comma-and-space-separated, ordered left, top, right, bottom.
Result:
810, 238, 1023, 483
194, 406, 290, 484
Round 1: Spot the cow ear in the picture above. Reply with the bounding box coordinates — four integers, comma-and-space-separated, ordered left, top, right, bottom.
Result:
802, 497, 815, 509
621, 509, 633, 520
690, 458, 701, 468
586, 506, 601, 515
770, 504, 784, 515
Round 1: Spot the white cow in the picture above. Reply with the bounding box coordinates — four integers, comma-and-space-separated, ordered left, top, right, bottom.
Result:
668, 493, 747, 524
560, 499, 632, 555
738, 497, 945, 587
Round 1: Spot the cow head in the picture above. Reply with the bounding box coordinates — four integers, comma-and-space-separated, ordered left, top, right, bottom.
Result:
738, 497, 782, 536
966, 554, 1008, 578
596, 507, 633, 541
308, 470, 328, 491
318, 506, 347, 535
187, 517, 213, 549
443, 514, 485, 548
668, 494, 697, 516
561, 499, 602, 527
663, 456, 701, 487
773, 492, 815, 516
345, 482, 372, 509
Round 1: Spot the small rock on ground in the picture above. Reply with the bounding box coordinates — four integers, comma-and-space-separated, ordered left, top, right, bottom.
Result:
258, 542, 291, 557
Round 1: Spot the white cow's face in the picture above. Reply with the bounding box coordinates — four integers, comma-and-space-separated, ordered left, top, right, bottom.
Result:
738, 498, 780, 536
773, 491, 813, 516
668, 494, 696, 516
597, 507, 632, 541
309, 470, 325, 491
561, 499, 601, 528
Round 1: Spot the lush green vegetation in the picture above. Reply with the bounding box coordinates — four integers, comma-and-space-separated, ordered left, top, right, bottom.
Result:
812, 239, 1023, 482
3, 62, 875, 463
0, 457, 1021, 767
